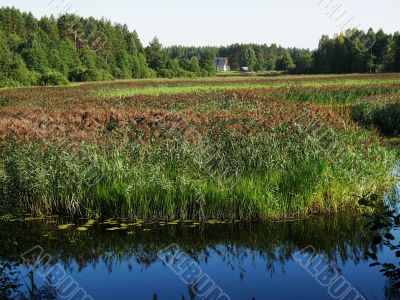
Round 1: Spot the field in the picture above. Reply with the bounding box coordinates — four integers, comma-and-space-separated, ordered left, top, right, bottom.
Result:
0, 74, 399, 220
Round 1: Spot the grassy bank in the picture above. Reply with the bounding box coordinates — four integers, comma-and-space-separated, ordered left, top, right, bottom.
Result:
0, 74, 399, 220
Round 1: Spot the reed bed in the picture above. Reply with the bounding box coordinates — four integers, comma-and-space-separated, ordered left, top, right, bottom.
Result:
0, 74, 399, 220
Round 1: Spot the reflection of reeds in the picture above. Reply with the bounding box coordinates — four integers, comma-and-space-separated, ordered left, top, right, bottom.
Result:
0, 214, 375, 273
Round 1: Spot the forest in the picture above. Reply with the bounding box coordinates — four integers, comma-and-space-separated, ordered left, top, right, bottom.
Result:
0, 6, 400, 87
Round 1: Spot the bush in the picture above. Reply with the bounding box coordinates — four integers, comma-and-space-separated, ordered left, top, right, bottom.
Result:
97, 70, 114, 81
351, 101, 400, 136
0, 78, 22, 88
38, 70, 69, 86
68, 66, 86, 82
142, 68, 157, 78
68, 66, 95, 82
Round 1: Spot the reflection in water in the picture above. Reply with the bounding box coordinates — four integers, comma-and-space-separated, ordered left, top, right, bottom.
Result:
0, 214, 383, 299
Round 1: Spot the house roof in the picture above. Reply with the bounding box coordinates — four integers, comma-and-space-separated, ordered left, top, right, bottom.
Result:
214, 57, 229, 68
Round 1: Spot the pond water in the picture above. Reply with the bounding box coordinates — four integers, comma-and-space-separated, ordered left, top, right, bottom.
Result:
1, 212, 399, 300
1, 164, 400, 300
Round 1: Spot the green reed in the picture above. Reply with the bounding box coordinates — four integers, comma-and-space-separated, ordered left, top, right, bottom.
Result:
0, 123, 396, 220
351, 100, 400, 136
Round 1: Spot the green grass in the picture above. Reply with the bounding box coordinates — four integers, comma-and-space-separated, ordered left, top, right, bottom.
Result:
0, 124, 396, 220
98, 79, 400, 97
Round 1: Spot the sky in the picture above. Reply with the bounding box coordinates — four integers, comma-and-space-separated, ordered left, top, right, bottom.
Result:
1, 0, 399, 50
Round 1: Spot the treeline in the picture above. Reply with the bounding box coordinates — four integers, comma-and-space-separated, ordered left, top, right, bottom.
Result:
167, 29, 400, 75
0, 7, 216, 87
0, 7, 399, 87
313, 29, 400, 74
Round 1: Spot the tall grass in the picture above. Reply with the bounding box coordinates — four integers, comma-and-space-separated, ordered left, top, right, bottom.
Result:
1, 74, 399, 220
351, 100, 400, 136
0, 123, 396, 220
99, 80, 399, 98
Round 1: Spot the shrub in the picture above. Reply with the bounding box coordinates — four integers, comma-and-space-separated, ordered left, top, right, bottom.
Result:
68, 67, 100, 82
38, 70, 69, 86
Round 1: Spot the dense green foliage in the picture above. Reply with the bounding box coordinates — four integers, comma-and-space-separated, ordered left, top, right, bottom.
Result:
167, 30, 400, 75
313, 30, 400, 74
0, 7, 399, 87
0, 7, 215, 87
351, 99, 400, 136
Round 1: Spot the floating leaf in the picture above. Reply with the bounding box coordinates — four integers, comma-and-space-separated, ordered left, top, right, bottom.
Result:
83, 219, 96, 227
77, 227, 88, 231
106, 226, 127, 231
57, 224, 75, 230
106, 227, 121, 231
101, 219, 119, 225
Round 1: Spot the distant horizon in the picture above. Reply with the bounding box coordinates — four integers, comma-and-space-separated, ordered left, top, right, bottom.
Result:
1, 0, 399, 50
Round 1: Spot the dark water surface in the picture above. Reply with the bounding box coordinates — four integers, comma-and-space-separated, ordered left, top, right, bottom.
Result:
1, 212, 399, 300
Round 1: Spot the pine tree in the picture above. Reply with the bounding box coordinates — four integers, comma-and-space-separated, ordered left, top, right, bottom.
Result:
146, 37, 167, 71
189, 56, 201, 75
394, 32, 400, 72
243, 47, 257, 71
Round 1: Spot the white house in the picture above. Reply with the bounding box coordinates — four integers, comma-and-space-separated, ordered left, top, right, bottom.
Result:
214, 57, 231, 71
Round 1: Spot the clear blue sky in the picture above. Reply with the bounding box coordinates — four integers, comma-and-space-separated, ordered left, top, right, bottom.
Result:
1, 0, 399, 49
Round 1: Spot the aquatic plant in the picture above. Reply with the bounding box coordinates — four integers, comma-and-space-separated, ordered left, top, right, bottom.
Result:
0, 74, 398, 220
